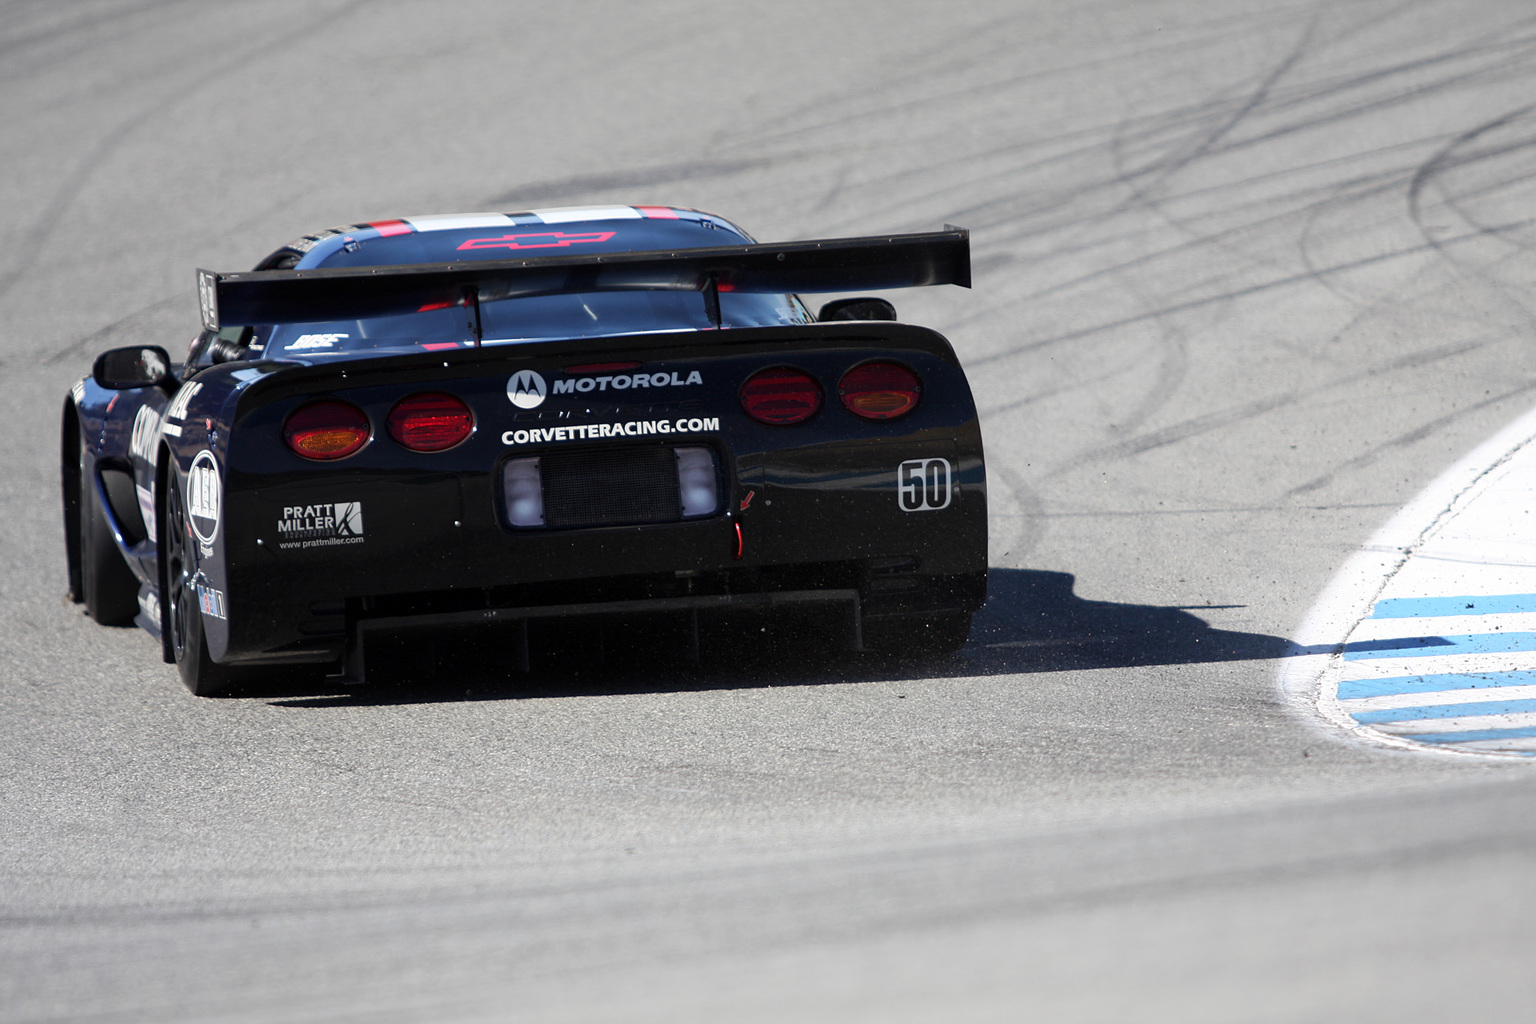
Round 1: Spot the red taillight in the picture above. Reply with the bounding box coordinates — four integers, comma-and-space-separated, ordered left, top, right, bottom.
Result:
740, 367, 822, 425
387, 392, 474, 452
838, 362, 921, 420
283, 401, 370, 460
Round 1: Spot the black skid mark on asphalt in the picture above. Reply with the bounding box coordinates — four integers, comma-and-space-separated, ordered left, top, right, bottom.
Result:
1094, 269, 1191, 438
1408, 106, 1536, 251
1045, 335, 1495, 474
1068, 27, 1315, 436
1406, 105, 1536, 336
1285, 379, 1536, 496
957, 21, 1530, 235
977, 359, 1142, 421
944, 158, 1422, 357
0, 0, 192, 75
986, 462, 1047, 568
1105, 13, 1317, 229
43, 294, 185, 366
480, 158, 775, 210
0, 0, 367, 307
922, 13, 1536, 374
962, 224, 1525, 374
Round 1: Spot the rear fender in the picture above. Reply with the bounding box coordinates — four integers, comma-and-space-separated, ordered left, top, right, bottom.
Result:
61, 400, 82, 602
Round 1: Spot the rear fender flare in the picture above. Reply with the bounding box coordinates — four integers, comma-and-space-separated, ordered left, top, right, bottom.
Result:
156, 444, 175, 664
61, 399, 83, 602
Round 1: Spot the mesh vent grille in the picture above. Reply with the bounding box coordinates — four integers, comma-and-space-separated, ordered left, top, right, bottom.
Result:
540, 446, 682, 528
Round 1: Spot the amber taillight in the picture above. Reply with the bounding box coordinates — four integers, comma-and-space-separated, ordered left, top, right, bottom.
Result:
838, 362, 921, 420
283, 400, 371, 460
739, 367, 822, 425
387, 392, 474, 452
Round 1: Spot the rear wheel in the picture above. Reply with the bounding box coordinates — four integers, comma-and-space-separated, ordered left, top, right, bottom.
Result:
79, 439, 139, 625
865, 611, 972, 656
164, 469, 242, 696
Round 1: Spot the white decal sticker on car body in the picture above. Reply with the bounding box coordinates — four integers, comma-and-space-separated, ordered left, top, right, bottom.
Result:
501, 418, 719, 446
165, 381, 202, 422
130, 404, 160, 462
287, 333, 349, 350
551, 370, 701, 394
898, 458, 952, 511
187, 450, 221, 544
507, 370, 548, 409
276, 502, 365, 550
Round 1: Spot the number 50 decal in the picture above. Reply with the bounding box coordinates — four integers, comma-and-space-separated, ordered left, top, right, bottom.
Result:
897, 458, 952, 511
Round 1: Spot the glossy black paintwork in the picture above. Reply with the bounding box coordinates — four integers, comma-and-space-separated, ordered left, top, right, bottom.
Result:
69, 317, 985, 671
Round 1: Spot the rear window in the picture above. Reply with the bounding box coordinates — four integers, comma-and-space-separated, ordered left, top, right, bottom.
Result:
251, 217, 813, 355
256, 290, 810, 356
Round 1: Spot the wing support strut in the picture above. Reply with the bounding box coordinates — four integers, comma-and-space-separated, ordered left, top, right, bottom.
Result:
464, 285, 482, 348
702, 272, 721, 329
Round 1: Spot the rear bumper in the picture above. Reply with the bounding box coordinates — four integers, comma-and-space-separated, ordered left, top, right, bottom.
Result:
339, 587, 866, 681
213, 431, 984, 666
223, 556, 986, 668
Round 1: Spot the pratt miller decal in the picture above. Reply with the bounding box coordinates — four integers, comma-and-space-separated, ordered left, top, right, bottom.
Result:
276, 502, 365, 550
187, 450, 221, 546
506, 369, 548, 410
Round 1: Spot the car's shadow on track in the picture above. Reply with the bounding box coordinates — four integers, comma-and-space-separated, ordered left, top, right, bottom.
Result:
265, 568, 1291, 707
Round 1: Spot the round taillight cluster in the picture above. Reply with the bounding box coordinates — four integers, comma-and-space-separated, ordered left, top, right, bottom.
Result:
283, 393, 475, 460
838, 361, 921, 420
283, 400, 371, 460
739, 367, 823, 425
387, 392, 475, 452
740, 362, 924, 425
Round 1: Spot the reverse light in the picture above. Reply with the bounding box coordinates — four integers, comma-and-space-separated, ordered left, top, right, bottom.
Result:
283, 400, 370, 460
675, 447, 718, 517
503, 457, 544, 527
838, 362, 921, 420
740, 367, 822, 425
387, 392, 474, 452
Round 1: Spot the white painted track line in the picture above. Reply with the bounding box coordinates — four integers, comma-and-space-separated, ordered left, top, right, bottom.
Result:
1280, 403, 1536, 759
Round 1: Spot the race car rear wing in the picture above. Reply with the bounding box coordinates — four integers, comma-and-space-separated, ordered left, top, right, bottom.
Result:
197, 228, 969, 332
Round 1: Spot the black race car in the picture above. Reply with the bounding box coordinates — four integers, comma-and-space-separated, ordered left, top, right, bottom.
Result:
63, 206, 986, 695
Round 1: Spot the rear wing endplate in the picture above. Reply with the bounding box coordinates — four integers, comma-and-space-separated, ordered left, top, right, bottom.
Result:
197, 227, 968, 331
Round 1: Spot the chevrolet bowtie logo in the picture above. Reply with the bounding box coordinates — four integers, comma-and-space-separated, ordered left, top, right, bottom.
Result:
457, 231, 616, 251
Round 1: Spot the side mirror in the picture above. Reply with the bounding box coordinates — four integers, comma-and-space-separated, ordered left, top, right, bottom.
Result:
92, 346, 176, 390
818, 297, 897, 322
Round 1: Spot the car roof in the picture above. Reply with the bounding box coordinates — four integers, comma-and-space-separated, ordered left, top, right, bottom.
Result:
262, 206, 756, 271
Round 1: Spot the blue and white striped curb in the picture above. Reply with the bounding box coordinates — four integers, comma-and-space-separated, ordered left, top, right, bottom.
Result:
1280, 404, 1536, 759
1332, 598, 1536, 755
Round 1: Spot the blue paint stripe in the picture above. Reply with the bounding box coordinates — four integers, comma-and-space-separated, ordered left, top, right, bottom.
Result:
1372, 594, 1536, 618
1338, 671, 1536, 699
1405, 726, 1536, 746
1342, 633, 1536, 660
1351, 698, 1536, 724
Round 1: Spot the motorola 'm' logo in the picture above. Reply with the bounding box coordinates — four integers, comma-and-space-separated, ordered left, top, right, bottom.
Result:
506, 370, 548, 410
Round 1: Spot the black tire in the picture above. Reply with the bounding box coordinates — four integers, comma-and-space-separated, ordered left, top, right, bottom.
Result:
865, 611, 973, 656
164, 469, 243, 697
79, 439, 140, 626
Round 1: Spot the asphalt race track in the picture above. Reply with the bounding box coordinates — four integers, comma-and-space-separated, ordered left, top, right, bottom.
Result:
5, 2, 1536, 1020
